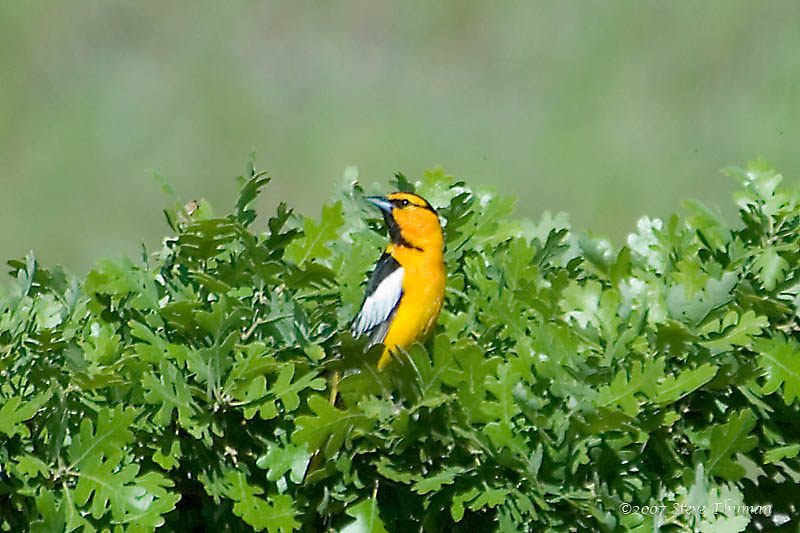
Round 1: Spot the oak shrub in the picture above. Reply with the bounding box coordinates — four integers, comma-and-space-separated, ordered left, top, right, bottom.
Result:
1, 160, 799, 532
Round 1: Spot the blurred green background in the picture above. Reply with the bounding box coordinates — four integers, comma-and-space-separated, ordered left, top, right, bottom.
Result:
2, 1, 799, 273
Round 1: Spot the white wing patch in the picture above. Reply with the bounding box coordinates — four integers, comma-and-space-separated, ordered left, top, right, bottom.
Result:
352, 266, 404, 336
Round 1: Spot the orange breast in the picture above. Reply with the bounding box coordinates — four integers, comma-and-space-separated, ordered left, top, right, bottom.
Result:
378, 245, 445, 369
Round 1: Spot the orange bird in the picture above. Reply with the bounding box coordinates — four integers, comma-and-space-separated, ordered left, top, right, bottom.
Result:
352, 192, 446, 369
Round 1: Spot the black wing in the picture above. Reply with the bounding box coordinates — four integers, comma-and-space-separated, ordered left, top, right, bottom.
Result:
352, 253, 404, 344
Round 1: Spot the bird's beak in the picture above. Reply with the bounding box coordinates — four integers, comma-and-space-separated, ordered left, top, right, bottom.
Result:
365, 196, 393, 214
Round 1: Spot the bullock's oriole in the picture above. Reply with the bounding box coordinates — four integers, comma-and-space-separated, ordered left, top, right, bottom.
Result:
310, 192, 446, 479
352, 192, 446, 369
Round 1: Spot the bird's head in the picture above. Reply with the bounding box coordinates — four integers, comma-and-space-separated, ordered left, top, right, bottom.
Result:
366, 192, 443, 252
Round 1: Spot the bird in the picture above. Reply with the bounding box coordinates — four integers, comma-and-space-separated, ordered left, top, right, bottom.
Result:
309, 191, 446, 479
352, 192, 446, 369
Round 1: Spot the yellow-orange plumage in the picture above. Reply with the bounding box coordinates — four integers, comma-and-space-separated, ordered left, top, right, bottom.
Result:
352, 192, 445, 369
315, 190, 445, 478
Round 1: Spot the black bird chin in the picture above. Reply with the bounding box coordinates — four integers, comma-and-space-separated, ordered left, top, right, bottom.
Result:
383, 211, 403, 243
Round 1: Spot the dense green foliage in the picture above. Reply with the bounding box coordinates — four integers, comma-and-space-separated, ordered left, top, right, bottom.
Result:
1, 160, 799, 531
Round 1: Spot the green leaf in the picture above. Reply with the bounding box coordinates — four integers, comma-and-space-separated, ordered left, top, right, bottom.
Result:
224, 342, 279, 391
700, 310, 768, 352
30, 490, 76, 533
341, 497, 389, 533
706, 409, 757, 480
674, 465, 750, 532
224, 470, 300, 533
560, 279, 603, 329
470, 193, 517, 247
374, 457, 417, 485
142, 360, 199, 432
627, 216, 666, 272
412, 466, 466, 495
655, 364, 718, 405
726, 157, 783, 200
291, 395, 370, 458
236, 169, 270, 226
754, 334, 800, 404
671, 259, 708, 298
236, 363, 325, 420
440, 341, 501, 423
265, 202, 301, 253
467, 486, 509, 512
683, 199, 730, 252
752, 248, 790, 291
391, 341, 451, 406
256, 442, 312, 484
483, 363, 525, 453
270, 363, 326, 413
32, 293, 63, 329
67, 407, 138, 470
666, 271, 738, 325
238, 376, 278, 420
13, 454, 50, 481
130, 320, 192, 366
391, 171, 416, 193
118, 471, 181, 529
69, 408, 178, 525
450, 488, 480, 522
0, 390, 52, 438
596, 358, 665, 416
85, 257, 161, 312
285, 201, 344, 266
764, 444, 800, 464
416, 166, 460, 207
153, 439, 182, 471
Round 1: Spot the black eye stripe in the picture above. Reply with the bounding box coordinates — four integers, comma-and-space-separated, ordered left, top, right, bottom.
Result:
388, 194, 437, 213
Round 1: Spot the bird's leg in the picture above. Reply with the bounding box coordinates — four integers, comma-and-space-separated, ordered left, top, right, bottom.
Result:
329, 370, 340, 406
